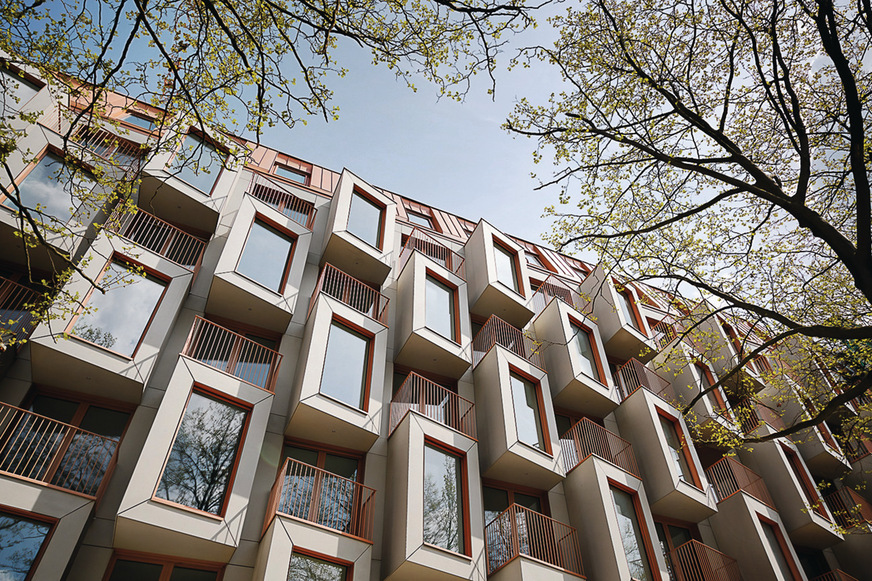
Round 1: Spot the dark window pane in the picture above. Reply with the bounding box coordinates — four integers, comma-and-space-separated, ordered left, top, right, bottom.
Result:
156, 391, 247, 514
274, 165, 308, 184
425, 276, 455, 341
493, 243, 519, 293
236, 220, 294, 292
284, 445, 319, 467
571, 323, 600, 381
170, 135, 225, 193
423, 445, 464, 553
169, 567, 219, 581
51, 406, 128, 495
107, 560, 164, 581
72, 261, 167, 356
324, 454, 358, 481
483, 486, 509, 525
320, 322, 369, 409
347, 192, 383, 249
510, 373, 545, 449
288, 553, 347, 581
760, 521, 794, 578
0, 512, 51, 581
611, 487, 654, 581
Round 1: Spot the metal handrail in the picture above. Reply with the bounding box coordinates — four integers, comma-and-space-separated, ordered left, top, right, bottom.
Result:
614, 358, 675, 402
810, 570, 861, 581
529, 275, 591, 317
398, 227, 465, 278
560, 418, 640, 477
668, 540, 743, 581
246, 172, 316, 230
389, 372, 476, 439
308, 263, 389, 325
0, 275, 41, 344
824, 487, 872, 530
472, 315, 544, 370
105, 206, 206, 271
704, 457, 775, 508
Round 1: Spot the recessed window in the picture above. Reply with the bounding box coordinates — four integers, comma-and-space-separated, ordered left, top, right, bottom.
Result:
5, 151, 96, 224
425, 274, 456, 342
169, 134, 226, 194
610, 486, 655, 581
509, 372, 547, 450
570, 321, 601, 382
695, 363, 730, 417
658, 413, 697, 485
0, 509, 52, 580
493, 241, 520, 294
616, 289, 641, 331
0, 66, 41, 116
347, 190, 384, 249
156, 390, 248, 515
274, 164, 309, 185
423, 443, 466, 554
782, 445, 825, 517
319, 321, 371, 410
106, 554, 221, 581
759, 517, 801, 580
122, 112, 155, 132
526, 252, 545, 269
407, 210, 432, 229
288, 552, 348, 581
71, 260, 167, 357
236, 219, 295, 293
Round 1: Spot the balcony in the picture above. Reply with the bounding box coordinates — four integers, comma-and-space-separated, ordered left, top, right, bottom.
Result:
485, 504, 584, 578
0, 401, 119, 498
561, 418, 640, 478
0, 275, 41, 345
528, 275, 590, 318
704, 457, 774, 508
265, 457, 376, 542
389, 373, 476, 439
651, 319, 681, 351
614, 358, 676, 403
473, 315, 544, 370
309, 263, 389, 326
398, 227, 465, 278
811, 571, 860, 581
796, 422, 851, 479
246, 172, 316, 230
667, 540, 742, 581
181, 316, 282, 392
824, 487, 872, 530
105, 207, 206, 271
734, 400, 785, 436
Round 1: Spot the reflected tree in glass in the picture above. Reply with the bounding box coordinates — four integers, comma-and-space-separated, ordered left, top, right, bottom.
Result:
611, 487, 653, 581
0, 511, 51, 581
423, 445, 464, 553
288, 553, 347, 581
169, 134, 225, 194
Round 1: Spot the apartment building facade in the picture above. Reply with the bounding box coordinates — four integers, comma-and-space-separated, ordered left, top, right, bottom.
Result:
1, 64, 871, 581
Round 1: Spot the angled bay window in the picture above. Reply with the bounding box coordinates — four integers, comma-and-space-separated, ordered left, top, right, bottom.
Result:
758, 517, 802, 581
288, 552, 349, 581
169, 133, 226, 194
5, 151, 96, 225
274, 163, 309, 185
423, 442, 467, 554
235, 218, 295, 293
695, 362, 730, 418
425, 274, 457, 342
319, 320, 372, 410
509, 372, 549, 452
570, 320, 602, 382
155, 390, 248, 515
657, 412, 700, 487
70, 260, 168, 357
611, 485, 656, 581
347, 189, 384, 249
0, 509, 53, 581
493, 240, 520, 294
0, 66, 41, 116
616, 288, 642, 332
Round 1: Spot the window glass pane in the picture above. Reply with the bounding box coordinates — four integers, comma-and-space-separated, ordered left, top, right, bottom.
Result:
483, 486, 509, 525
274, 165, 308, 184
284, 445, 319, 467
169, 567, 219, 581
659, 416, 694, 483
156, 391, 247, 514
6, 152, 95, 224
107, 559, 164, 581
320, 322, 369, 409
425, 276, 455, 341
760, 521, 795, 579
236, 220, 294, 292
527, 253, 544, 268
324, 454, 359, 481
556, 414, 574, 438
123, 113, 155, 132
611, 487, 654, 581
617, 291, 640, 331
0, 68, 40, 116
53, 406, 128, 495
170, 135, 225, 193
0, 511, 51, 581
347, 191, 382, 248
514, 492, 542, 513
288, 553, 347, 581
510, 373, 545, 449
571, 323, 600, 380
72, 261, 166, 356
423, 445, 464, 553
407, 212, 432, 228
493, 243, 519, 293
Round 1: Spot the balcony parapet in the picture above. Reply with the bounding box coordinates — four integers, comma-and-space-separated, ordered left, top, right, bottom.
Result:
704, 457, 775, 508
0, 275, 41, 344
529, 275, 591, 318
668, 540, 742, 581
472, 315, 544, 370
614, 358, 675, 403
485, 503, 584, 577
398, 227, 465, 279
824, 487, 872, 530
264, 457, 376, 542
560, 418, 640, 478
811, 570, 860, 581
389, 372, 476, 439
0, 401, 119, 498
105, 207, 206, 271
246, 172, 316, 230
308, 263, 389, 326
181, 316, 282, 392
733, 399, 786, 436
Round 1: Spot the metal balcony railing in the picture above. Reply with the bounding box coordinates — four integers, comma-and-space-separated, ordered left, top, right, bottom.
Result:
472, 315, 544, 370
652, 320, 681, 351
560, 418, 640, 478
265, 457, 376, 542
810, 570, 860, 581
704, 457, 775, 508
246, 173, 316, 230
528, 275, 591, 317
39, 106, 144, 172
0, 402, 119, 498
824, 487, 872, 530
398, 227, 465, 278
614, 358, 675, 402
389, 373, 476, 439
844, 437, 872, 463
0, 275, 41, 344
308, 263, 389, 326
667, 540, 743, 581
485, 504, 584, 577
732, 400, 786, 436
105, 207, 206, 271
182, 316, 283, 392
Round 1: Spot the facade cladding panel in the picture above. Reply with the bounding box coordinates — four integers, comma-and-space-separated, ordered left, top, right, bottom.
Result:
0, 77, 867, 581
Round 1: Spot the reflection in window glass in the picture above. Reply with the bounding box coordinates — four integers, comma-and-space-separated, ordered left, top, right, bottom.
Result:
320, 322, 370, 409
170, 134, 225, 193
0, 511, 51, 581
407, 211, 432, 228
760, 520, 795, 579
0, 68, 40, 116
617, 290, 640, 331
425, 276, 455, 341
123, 113, 156, 132
72, 261, 166, 356
658, 415, 694, 483
274, 164, 308, 184
156, 391, 247, 514
510, 373, 546, 449
347, 191, 383, 249
107, 560, 164, 581
611, 487, 654, 581
236, 220, 294, 292
288, 553, 347, 581
571, 323, 600, 381
5, 152, 95, 224
423, 445, 464, 553
493, 242, 519, 293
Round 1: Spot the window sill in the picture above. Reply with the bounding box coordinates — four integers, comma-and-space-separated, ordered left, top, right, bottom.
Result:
421, 542, 472, 562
